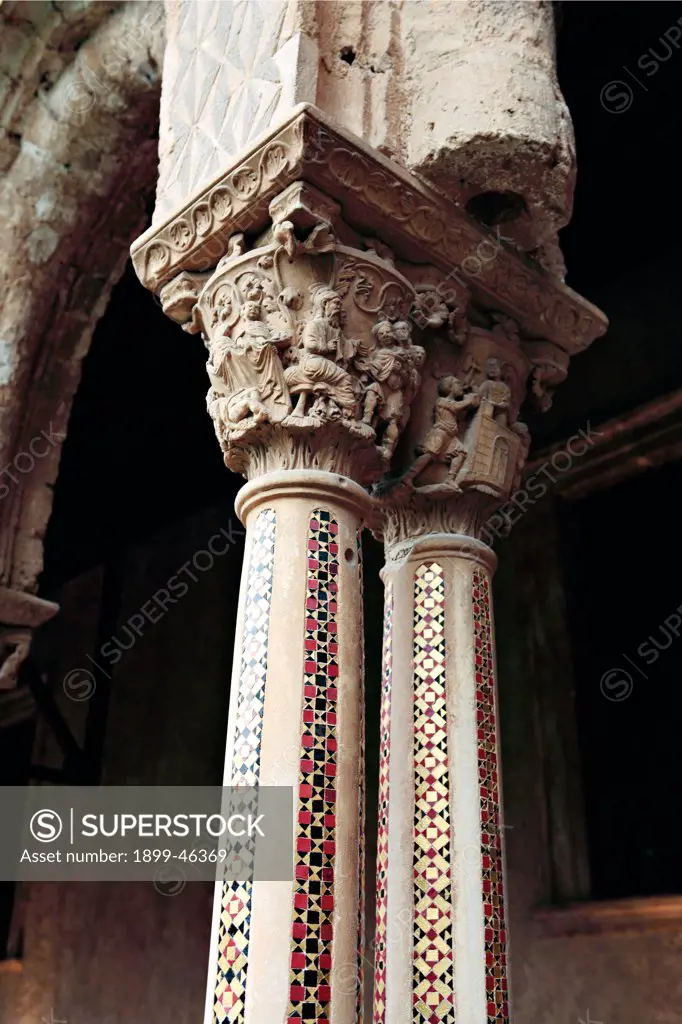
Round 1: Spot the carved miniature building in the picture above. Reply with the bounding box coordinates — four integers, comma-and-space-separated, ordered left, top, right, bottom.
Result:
1, 3, 681, 1024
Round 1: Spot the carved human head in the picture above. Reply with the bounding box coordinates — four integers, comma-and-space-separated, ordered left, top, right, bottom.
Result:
392, 320, 412, 345
242, 300, 261, 320
372, 320, 394, 345
485, 356, 502, 379
439, 375, 464, 397
313, 287, 343, 325
324, 295, 342, 324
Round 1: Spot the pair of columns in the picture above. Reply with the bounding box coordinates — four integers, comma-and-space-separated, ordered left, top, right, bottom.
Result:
131, 105, 606, 1024
205, 473, 504, 1024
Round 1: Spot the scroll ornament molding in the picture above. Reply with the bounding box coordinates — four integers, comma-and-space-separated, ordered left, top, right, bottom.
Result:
162, 226, 425, 484
131, 107, 607, 357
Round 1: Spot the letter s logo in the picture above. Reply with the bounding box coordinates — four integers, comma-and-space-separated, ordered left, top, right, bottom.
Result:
30, 809, 63, 843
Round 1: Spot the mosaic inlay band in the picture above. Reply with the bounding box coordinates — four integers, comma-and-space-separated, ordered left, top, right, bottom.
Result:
373, 579, 394, 1024
413, 563, 455, 1024
213, 508, 276, 1024
356, 531, 366, 1024
287, 510, 340, 1024
472, 567, 509, 1023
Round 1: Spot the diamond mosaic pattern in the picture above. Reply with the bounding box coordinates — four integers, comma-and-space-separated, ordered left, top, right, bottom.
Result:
287, 511, 340, 1024
213, 509, 276, 1024
156, 0, 287, 219
356, 532, 366, 1024
472, 568, 509, 1023
373, 580, 394, 1024
413, 564, 455, 1024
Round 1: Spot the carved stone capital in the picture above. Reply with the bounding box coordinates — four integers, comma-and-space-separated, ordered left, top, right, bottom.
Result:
132, 104, 607, 495
374, 307, 538, 549
164, 210, 424, 483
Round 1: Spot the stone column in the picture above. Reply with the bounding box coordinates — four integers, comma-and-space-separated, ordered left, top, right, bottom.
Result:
371, 287, 602, 1023
131, 101, 606, 1024
135, 165, 424, 1023
374, 534, 505, 1024
205, 470, 369, 1024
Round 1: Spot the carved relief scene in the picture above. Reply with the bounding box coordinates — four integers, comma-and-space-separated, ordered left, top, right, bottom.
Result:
177, 216, 426, 482
383, 288, 533, 508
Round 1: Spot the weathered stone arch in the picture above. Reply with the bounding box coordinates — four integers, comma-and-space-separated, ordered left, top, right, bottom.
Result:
0, 0, 165, 600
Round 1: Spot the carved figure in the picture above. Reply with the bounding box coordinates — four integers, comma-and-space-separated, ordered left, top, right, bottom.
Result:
208, 299, 291, 425
358, 319, 424, 458
478, 357, 512, 426
405, 376, 480, 492
510, 421, 531, 493
284, 288, 359, 420
393, 319, 425, 414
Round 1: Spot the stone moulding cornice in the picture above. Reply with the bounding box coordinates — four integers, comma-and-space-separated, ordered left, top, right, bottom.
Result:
131, 105, 607, 357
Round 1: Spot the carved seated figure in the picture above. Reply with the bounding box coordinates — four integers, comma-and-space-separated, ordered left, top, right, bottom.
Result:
207, 299, 291, 427
359, 319, 425, 458
477, 356, 512, 426
404, 375, 480, 492
284, 287, 359, 421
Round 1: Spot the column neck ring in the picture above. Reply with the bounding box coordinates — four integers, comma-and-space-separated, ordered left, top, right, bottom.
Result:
235, 469, 373, 525
382, 532, 497, 577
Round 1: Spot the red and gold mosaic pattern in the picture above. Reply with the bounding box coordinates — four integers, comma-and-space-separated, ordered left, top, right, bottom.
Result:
413, 563, 455, 1024
373, 579, 394, 1024
214, 509, 277, 1024
472, 567, 509, 1023
287, 510, 340, 1024
356, 531, 366, 1024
